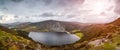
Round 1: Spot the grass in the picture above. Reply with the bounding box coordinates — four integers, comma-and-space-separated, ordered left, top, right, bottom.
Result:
0, 30, 41, 50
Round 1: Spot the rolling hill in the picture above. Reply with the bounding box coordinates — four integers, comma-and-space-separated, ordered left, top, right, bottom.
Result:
0, 25, 42, 50
0, 18, 120, 50
13, 19, 120, 41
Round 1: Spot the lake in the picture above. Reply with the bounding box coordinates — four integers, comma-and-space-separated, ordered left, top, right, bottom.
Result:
28, 32, 80, 46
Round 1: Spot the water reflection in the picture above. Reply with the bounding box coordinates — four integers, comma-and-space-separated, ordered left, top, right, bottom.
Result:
28, 32, 80, 46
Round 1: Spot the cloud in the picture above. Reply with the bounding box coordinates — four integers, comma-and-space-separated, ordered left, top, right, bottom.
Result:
114, 0, 120, 14
43, 0, 53, 5
11, 0, 23, 2
0, 0, 119, 23
40, 12, 58, 17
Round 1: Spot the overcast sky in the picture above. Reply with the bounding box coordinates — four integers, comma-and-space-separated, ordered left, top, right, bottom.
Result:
0, 0, 120, 23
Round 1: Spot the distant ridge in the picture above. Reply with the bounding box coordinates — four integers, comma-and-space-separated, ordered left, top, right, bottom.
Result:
0, 25, 17, 34
2, 18, 120, 41
108, 18, 120, 26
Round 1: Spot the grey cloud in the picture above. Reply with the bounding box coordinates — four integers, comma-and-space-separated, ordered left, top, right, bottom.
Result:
0, 16, 3, 20
39, 12, 65, 17
11, 0, 23, 2
0, 0, 118, 23
114, 0, 120, 14
40, 13, 56, 17
14, 16, 19, 18
43, 0, 53, 5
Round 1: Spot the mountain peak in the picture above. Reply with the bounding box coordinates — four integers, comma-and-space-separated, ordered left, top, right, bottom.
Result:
109, 18, 120, 26
40, 20, 60, 22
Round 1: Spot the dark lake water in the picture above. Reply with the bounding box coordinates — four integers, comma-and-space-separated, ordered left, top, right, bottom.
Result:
28, 32, 80, 46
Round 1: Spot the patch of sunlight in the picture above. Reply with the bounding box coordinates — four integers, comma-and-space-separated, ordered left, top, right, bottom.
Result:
71, 30, 84, 38
75, 32, 84, 38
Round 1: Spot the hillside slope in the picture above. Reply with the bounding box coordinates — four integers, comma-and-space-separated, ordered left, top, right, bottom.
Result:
12, 18, 120, 42
0, 26, 42, 50
1, 18, 120, 50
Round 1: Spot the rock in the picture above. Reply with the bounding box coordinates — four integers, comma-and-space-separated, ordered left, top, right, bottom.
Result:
88, 38, 108, 46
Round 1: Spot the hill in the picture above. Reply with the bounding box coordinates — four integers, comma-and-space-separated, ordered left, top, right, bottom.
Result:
0, 25, 42, 50
1, 18, 120, 50
12, 18, 120, 41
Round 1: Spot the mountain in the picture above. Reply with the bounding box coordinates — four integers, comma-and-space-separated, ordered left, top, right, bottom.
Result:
0, 25, 17, 34
0, 22, 29, 29
109, 18, 120, 26
13, 20, 94, 41
13, 18, 120, 41
14, 20, 91, 32
0, 18, 120, 50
